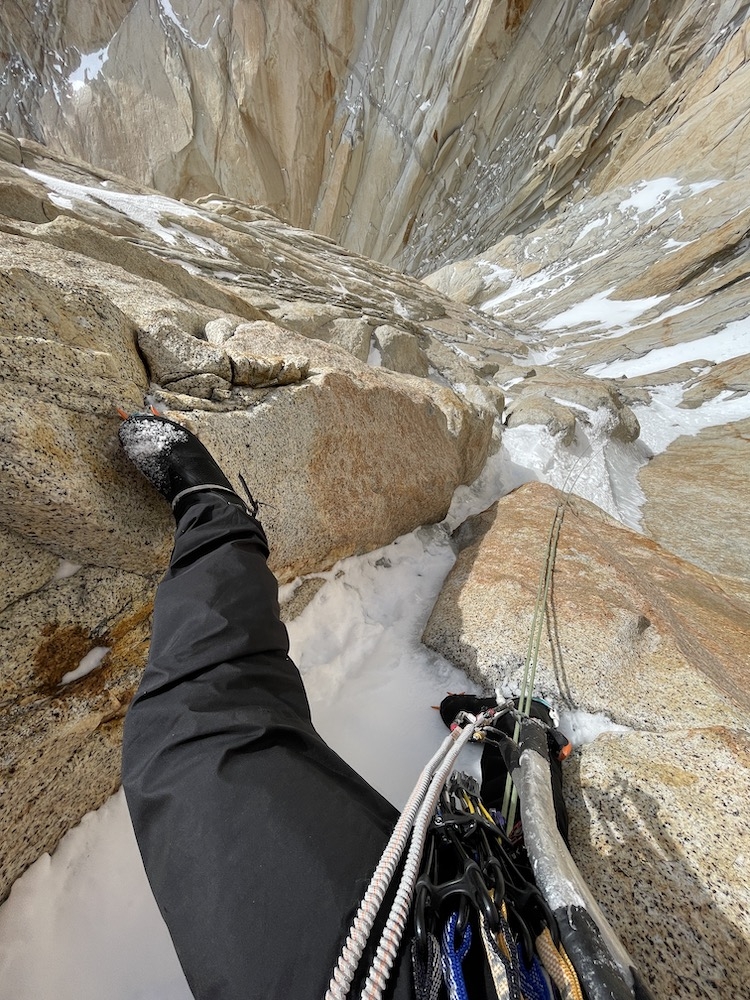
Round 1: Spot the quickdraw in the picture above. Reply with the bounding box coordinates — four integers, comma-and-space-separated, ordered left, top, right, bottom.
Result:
325, 708, 497, 1000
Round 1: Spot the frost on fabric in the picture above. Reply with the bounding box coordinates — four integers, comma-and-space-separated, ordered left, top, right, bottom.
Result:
118, 420, 189, 490
517, 753, 635, 977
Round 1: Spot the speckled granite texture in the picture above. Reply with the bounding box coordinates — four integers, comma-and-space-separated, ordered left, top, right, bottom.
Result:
423, 482, 750, 729
424, 482, 750, 997
565, 728, 750, 999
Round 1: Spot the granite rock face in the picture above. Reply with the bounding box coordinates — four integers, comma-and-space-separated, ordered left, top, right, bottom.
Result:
0, 3, 748, 988
565, 727, 750, 999
639, 419, 750, 582
0, 555, 154, 903
423, 482, 750, 729
3, 0, 748, 275
0, 140, 500, 901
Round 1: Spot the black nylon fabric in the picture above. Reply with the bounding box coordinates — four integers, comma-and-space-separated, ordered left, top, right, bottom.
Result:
122, 499, 415, 1000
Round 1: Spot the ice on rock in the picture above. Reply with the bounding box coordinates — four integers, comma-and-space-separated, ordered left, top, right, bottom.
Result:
60, 647, 111, 686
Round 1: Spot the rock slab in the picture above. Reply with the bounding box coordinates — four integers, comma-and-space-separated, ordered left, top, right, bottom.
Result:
423, 481, 750, 731
639, 419, 750, 582
566, 727, 750, 999
0, 141, 500, 901
423, 480, 750, 998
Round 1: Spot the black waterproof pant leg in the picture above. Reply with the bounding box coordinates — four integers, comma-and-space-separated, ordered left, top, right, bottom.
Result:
122, 500, 415, 1000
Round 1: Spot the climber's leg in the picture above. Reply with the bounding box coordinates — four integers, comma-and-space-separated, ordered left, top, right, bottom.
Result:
122, 495, 414, 1000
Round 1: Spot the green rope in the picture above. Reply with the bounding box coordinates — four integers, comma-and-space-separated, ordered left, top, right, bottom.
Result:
501, 500, 565, 831
499, 441, 604, 832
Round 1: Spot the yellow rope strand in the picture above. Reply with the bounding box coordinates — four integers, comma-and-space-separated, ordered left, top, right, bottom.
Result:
535, 928, 584, 1000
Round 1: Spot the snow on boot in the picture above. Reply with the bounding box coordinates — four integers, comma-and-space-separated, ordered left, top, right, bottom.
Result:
118, 413, 256, 518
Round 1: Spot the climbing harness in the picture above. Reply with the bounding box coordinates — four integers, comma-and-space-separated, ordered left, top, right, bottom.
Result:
325, 693, 654, 1000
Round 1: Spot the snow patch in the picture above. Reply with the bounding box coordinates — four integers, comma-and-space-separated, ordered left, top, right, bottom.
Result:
574, 217, 606, 243
444, 434, 533, 530
557, 709, 631, 747
619, 177, 681, 214
60, 647, 110, 686
157, 0, 216, 48
654, 297, 705, 322
500, 413, 650, 530
0, 791, 192, 1000
367, 341, 382, 366
53, 560, 81, 581
540, 288, 668, 332
476, 248, 609, 324
587, 319, 750, 378
25, 169, 232, 258
618, 177, 722, 218
663, 238, 692, 251
480, 266, 561, 313
69, 46, 109, 91
634, 383, 750, 455
287, 527, 486, 805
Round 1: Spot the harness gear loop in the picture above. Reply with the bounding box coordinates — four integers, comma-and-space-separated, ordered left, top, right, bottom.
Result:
360, 717, 487, 1000
478, 907, 521, 1000
410, 932, 443, 1000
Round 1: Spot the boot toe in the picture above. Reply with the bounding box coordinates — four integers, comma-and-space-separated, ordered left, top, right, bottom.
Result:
118, 414, 235, 505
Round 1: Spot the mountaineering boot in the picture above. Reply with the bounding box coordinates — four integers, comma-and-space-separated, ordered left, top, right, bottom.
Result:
118, 412, 256, 519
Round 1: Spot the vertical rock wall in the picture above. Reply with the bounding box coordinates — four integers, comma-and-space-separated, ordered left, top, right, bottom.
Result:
2, 0, 748, 272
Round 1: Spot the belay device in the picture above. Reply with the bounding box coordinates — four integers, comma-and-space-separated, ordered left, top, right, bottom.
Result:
325, 695, 656, 1000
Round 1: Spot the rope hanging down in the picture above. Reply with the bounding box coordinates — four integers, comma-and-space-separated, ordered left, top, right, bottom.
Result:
328, 452, 657, 1000
500, 439, 608, 833
501, 500, 565, 832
